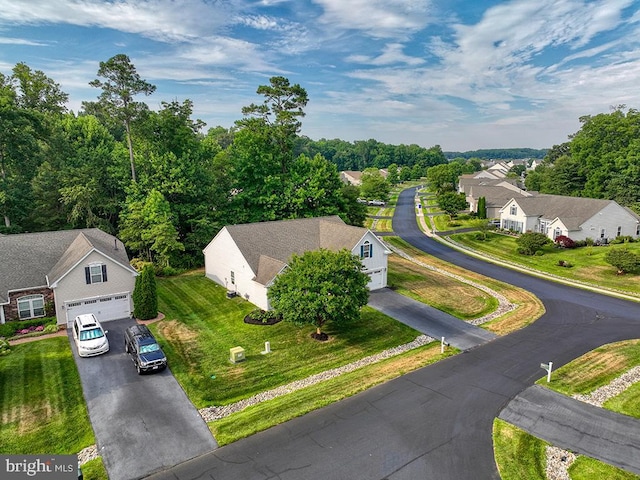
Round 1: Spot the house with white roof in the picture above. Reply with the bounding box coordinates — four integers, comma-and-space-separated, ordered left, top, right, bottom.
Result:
203, 216, 389, 310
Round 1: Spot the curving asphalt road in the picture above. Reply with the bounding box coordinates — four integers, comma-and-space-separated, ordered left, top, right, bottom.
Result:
147, 187, 639, 480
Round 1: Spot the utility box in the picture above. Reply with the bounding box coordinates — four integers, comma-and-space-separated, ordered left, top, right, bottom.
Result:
230, 346, 245, 363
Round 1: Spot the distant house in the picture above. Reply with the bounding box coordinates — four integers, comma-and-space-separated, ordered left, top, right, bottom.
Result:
340, 169, 388, 186
458, 175, 531, 218
0, 229, 137, 326
499, 195, 640, 241
340, 171, 363, 186
203, 216, 390, 310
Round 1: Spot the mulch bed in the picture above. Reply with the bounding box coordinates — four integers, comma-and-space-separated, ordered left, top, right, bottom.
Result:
243, 314, 282, 326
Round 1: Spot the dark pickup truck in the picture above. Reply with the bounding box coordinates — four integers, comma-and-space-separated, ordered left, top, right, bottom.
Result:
124, 324, 167, 374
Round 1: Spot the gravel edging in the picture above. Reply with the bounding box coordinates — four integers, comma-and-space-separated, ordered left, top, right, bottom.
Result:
199, 334, 434, 422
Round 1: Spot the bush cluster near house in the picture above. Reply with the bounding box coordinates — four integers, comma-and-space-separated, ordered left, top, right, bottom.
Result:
516, 232, 551, 255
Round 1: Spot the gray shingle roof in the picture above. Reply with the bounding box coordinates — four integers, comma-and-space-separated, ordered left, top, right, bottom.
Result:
224, 216, 369, 285
0, 228, 134, 303
511, 195, 623, 229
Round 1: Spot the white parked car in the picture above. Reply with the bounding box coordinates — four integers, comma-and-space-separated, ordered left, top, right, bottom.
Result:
72, 313, 110, 357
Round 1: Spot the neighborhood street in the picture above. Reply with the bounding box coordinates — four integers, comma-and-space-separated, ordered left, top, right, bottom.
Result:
147, 187, 639, 480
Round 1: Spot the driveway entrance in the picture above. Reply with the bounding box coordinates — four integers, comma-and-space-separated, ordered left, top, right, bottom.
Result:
69, 318, 217, 480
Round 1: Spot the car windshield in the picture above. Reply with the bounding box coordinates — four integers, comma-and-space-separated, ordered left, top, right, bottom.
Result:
79, 328, 104, 341
139, 343, 160, 354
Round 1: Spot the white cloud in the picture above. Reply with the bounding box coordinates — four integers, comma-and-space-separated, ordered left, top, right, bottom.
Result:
346, 43, 425, 66
312, 0, 433, 38
0, 36, 49, 46
0, 0, 236, 42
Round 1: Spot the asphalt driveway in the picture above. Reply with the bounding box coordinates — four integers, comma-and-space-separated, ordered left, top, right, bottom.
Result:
69, 318, 217, 480
368, 288, 497, 350
500, 385, 640, 474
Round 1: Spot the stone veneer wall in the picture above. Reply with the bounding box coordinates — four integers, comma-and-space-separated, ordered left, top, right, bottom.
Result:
5, 288, 55, 321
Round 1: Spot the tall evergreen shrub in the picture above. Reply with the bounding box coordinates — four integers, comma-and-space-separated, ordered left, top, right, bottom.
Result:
133, 265, 158, 320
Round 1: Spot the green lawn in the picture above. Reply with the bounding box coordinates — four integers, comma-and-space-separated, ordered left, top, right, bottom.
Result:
450, 232, 640, 296
0, 337, 95, 454
154, 271, 421, 408
538, 339, 640, 408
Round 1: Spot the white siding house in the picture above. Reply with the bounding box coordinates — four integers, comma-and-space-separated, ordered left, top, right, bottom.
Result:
203, 216, 390, 310
499, 195, 640, 241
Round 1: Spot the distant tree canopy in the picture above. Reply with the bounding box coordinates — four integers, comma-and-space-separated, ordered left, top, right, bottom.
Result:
525, 107, 640, 208
444, 148, 547, 160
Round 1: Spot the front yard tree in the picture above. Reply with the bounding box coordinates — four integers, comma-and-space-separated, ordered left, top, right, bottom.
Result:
268, 249, 370, 341
437, 191, 468, 217
360, 167, 390, 202
516, 232, 551, 255
88, 54, 156, 182
133, 264, 158, 320
604, 248, 640, 275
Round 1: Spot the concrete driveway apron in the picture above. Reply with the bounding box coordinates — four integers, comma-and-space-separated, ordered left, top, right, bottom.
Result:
69, 318, 217, 480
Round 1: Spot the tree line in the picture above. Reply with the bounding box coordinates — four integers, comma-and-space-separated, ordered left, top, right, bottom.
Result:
0, 55, 446, 270
525, 106, 640, 212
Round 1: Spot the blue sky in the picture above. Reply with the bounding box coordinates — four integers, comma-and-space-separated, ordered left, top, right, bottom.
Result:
1, 0, 639, 151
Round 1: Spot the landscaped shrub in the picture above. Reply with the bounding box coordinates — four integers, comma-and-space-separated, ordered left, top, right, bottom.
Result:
604, 248, 640, 275
534, 250, 544, 256
611, 235, 634, 244
585, 237, 594, 246
0, 338, 10, 356
557, 260, 573, 268
0, 317, 57, 338
133, 264, 158, 320
516, 232, 551, 255
554, 235, 576, 249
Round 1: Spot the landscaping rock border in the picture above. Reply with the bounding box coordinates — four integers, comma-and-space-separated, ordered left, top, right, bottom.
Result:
200, 334, 434, 422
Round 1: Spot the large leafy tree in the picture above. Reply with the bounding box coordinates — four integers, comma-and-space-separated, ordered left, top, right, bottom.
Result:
359, 168, 390, 202
87, 54, 156, 182
119, 188, 184, 267
268, 249, 370, 340
437, 191, 468, 216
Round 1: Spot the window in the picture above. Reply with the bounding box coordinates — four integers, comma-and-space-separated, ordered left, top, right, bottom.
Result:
360, 241, 373, 259
85, 264, 107, 284
617, 226, 622, 237
637, 224, 640, 236
230, 271, 235, 285
600, 228, 606, 239
17, 295, 45, 320
510, 205, 517, 215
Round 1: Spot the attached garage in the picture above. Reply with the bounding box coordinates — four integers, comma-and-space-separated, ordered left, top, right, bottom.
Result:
65, 293, 132, 326
365, 268, 386, 290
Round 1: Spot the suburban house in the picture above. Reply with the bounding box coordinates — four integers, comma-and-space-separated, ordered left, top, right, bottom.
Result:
499, 195, 640, 241
464, 181, 534, 218
0, 228, 138, 327
203, 216, 390, 310
340, 169, 388, 186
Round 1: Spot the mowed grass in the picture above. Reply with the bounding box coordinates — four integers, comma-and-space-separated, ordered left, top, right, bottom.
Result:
385, 237, 544, 334
0, 337, 94, 454
155, 271, 420, 408
539, 339, 640, 397
493, 419, 639, 480
388, 254, 498, 320
211, 341, 454, 445
451, 232, 640, 296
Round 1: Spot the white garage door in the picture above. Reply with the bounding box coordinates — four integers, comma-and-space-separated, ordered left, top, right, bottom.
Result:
65, 293, 131, 326
366, 269, 385, 290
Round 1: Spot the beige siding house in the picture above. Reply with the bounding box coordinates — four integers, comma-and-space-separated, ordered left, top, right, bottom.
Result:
203, 216, 390, 310
0, 229, 137, 326
499, 195, 640, 241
